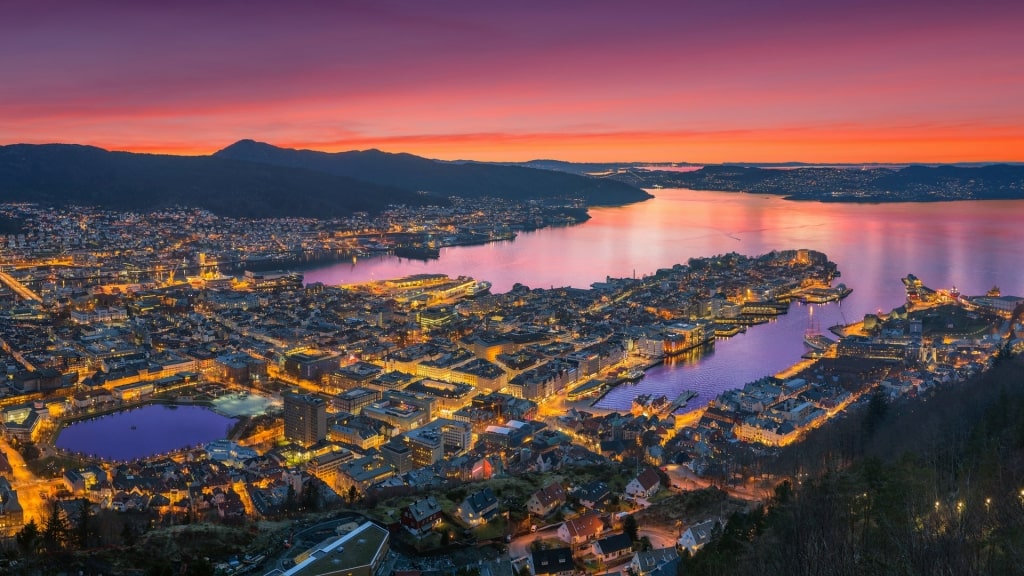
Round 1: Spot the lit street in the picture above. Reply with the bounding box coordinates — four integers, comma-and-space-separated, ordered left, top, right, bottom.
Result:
1, 438, 64, 525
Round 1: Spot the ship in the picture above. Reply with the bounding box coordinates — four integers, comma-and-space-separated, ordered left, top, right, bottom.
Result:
393, 245, 440, 260
465, 280, 492, 298
804, 334, 837, 351
798, 283, 853, 303
803, 305, 837, 350
186, 253, 235, 289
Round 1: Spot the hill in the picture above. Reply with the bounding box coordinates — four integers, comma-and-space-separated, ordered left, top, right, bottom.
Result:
0, 144, 435, 218
603, 164, 1024, 202
213, 140, 652, 206
683, 351, 1024, 575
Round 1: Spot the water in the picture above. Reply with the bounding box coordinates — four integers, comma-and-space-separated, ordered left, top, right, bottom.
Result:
56, 404, 236, 461
303, 189, 1024, 411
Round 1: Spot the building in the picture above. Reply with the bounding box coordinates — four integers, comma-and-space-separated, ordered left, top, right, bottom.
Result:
380, 438, 415, 475
283, 392, 327, 447
625, 468, 661, 499
328, 362, 383, 392
0, 476, 23, 537
456, 488, 499, 526
403, 428, 444, 468
279, 521, 389, 576
283, 350, 342, 381
307, 450, 354, 486
401, 496, 443, 536
527, 482, 566, 518
531, 547, 575, 576
631, 548, 680, 576
592, 532, 633, 564
575, 481, 611, 510
558, 512, 605, 548
335, 387, 382, 415
678, 519, 719, 555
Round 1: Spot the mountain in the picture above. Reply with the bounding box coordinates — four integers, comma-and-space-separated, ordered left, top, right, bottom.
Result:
213, 140, 652, 206
0, 144, 436, 218
601, 164, 1024, 202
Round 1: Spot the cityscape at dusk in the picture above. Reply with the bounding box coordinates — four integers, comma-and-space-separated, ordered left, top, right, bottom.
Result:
2, 2, 1024, 576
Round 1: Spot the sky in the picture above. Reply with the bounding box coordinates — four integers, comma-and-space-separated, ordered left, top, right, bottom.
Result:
2, 0, 1023, 163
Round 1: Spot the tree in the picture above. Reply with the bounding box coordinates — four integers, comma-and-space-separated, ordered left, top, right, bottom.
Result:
347, 485, 359, 506
74, 497, 92, 549
303, 479, 321, 511
623, 514, 639, 542
42, 501, 68, 553
16, 519, 40, 555
285, 484, 297, 512
185, 557, 215, 576
121, 520, 137, 546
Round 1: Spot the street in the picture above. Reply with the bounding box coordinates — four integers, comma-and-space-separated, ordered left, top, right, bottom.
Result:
0, 438, 65, 525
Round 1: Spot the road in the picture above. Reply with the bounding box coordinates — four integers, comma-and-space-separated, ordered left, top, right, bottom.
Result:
0, 271, 42, 302
509, 524, 561, 560
0, 439, 64, 525
662, 464, 778, 502
638, 525, 678, 549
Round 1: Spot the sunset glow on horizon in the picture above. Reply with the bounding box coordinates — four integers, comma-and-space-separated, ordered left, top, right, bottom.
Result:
3, 0, 1023, 163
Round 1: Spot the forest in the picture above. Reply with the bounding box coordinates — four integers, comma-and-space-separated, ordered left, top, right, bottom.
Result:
683, 350, 1024, 575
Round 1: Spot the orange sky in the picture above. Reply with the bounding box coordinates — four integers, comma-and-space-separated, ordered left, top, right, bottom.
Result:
3, 1, 1023, 163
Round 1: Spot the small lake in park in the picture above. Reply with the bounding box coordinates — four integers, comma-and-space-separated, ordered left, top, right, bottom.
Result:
55, 404, 236, 461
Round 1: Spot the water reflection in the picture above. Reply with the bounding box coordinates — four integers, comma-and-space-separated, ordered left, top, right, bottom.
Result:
303, 189, 1024, 410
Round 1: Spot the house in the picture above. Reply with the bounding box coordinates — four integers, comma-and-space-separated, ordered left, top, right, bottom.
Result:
527, 482, 566, 518
558, 511, 605, 548
625, 468, 661, 499
575, 481, 611, 510
631, 547, 680, 576
678, 519, 719, 555
531, 547, 575, 576
401, 496, 443, 536
592, 532, 633, 564
457, 488, 499, 526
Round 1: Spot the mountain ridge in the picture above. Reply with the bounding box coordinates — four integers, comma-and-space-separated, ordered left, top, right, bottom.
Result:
212, 140, 652, 206
0, 141, 652, 218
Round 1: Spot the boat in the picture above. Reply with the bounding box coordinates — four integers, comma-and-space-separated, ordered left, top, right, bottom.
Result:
803, 305, 837, 350
465, 280, 492, 298
804, 334, 837, 351
393, 246, 440, 260
625, 368, 644, 380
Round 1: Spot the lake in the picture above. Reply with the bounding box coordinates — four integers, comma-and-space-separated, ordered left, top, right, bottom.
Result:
56, 404, 236, 461
303, 189, 1024, 411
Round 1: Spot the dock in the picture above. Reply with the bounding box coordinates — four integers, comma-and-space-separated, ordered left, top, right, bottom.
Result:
669, 390, 699, 413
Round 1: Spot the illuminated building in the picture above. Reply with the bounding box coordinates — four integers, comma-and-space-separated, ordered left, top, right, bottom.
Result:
283, 391, 327, 447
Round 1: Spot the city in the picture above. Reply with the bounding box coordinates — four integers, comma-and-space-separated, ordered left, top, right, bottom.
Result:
1, 205, 1022, 573
3, 1, 1024, 574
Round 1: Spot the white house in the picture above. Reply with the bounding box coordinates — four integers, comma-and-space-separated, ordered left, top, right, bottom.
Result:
625, 467, 661, 499
678, 519, 719, 555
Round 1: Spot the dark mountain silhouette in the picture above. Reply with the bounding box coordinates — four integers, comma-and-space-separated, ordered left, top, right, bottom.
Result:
0, 144, 436, 218
213, 140, 652, 206
602, 163, 1024, 202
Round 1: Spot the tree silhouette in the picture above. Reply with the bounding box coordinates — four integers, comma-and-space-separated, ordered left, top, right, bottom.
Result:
42, 501, 68, 552
16, 519, 40, 555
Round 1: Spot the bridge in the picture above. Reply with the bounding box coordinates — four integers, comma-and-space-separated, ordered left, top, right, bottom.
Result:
0, 270, 42, 302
